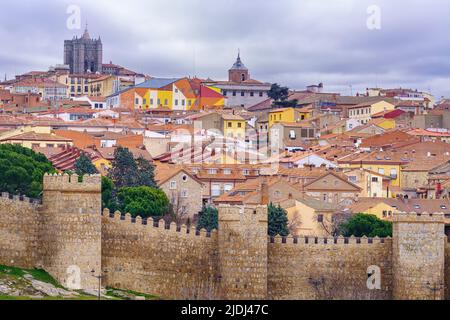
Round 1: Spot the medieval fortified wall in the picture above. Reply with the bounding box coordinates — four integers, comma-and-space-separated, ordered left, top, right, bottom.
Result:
0, 174, 449, 300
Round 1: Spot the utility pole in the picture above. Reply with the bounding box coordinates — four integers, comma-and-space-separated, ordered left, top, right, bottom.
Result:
91, 269, 108, 300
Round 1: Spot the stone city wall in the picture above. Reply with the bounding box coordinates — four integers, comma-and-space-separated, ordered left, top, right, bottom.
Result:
268, 236, 393, 300
101, 210, 219, 299
0, 174, 449, 300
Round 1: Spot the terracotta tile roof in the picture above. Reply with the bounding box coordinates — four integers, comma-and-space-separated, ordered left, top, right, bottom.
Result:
0, 132, 72, 142
407, 129, 450, 138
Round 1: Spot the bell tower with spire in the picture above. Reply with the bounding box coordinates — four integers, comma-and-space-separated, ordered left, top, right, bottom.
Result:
64, 24, 103, 74
228, 50, 250, 83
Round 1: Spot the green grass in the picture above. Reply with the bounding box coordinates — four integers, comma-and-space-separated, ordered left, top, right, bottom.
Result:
0, 265, 62, 288
106, 287, 160, 300
0, 265, 159, 300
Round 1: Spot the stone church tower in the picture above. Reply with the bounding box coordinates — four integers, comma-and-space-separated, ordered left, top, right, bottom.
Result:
228, 51, 250, 83
64, 26, 103, 74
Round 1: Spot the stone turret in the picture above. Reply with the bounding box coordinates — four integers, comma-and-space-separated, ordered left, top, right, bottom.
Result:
392, 212, 446, 300
217, 204, 268, 300
38, 174, 102, 291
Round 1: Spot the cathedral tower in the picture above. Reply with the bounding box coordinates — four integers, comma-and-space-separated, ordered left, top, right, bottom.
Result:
64, 26, 103, 74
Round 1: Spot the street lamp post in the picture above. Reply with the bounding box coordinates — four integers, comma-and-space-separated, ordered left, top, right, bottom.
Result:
426, 281, 444, 300
91, 269, 108, 300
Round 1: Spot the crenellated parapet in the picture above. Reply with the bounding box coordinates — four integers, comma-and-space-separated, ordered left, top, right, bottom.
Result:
393, 211, 445, 223
270, 235, 392, 246
0, 192, 42, 207
101, 209, 217, 240
43, 173, 101, 193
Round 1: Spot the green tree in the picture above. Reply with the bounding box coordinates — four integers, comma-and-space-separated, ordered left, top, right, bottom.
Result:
340, 214, 393, 238
74, 153, 98, 176
268, 203, 289, 237
268, 83, 290, 102
136, 156, 157, 188
0, 144, 55, 198
108, 147, 139, 188
108, 147, 157, 189
117, 186, 169, 218
197, 206, 218, 232
101, 176, 118, 212
268, 83, 298, 109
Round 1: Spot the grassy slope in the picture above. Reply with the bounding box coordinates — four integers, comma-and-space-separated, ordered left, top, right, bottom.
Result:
0, 265, 159, 300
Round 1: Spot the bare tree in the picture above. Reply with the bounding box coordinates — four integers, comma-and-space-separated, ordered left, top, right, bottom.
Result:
316, 210, 354, 237
288, 209, 302, 236
166, 191, 190, 225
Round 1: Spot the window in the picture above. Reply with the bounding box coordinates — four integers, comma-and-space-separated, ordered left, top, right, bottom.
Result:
181, 190, 188, 198
243, 169, 250, 175
46, 144, 55, 148
289, 130, 296, 139
228, 122, 232, 128
164, 99, 168, 105
208, 169, 217, 175
223, 91, 227, 96
143, 99, 147, 105
170, 181, 177, 190
175, 99, 178, 106
237, 122, 242, 128
135, 98, 139, 105
188, 100, 192, 106
157, 99, 161, 106
150, 99, 154, 105
372, 177, 379, 182
175, 88, 179, 93
233, 91, 237, 96
378, 168, 385, 175
259, 92, 263, 97
182, 100, 185, 106
317, 214, 324, 223
182, 175, 188, 182
390, 169, 398, 179
348, 176, 357, 183
250, 92, 254, 97
223, 169, 232, 175
211, 184, 221, 197
241, 91, 245, 97
224, 184, 233, 192
323, 194, 328, 201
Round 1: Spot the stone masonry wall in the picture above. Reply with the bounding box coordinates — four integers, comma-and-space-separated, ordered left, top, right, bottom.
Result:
0, 194, 41, 269
446, 242, 450, 300
1, 173, 450, 300
393, 212, 446, 300
217, 205, 268, 300
38, 174, 102, 291
268, 236, 393, 300
101, 210, 219, 299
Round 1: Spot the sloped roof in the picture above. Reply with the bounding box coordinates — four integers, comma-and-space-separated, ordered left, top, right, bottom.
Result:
135, 78, 179, 89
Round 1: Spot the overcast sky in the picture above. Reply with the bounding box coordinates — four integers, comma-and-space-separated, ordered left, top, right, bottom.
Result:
1, 0, 450, 98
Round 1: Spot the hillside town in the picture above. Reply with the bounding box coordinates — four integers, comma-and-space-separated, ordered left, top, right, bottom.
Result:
0, 27, 449, 241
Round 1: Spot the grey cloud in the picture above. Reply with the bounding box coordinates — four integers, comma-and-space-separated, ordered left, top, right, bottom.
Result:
1, 0, 450, 98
